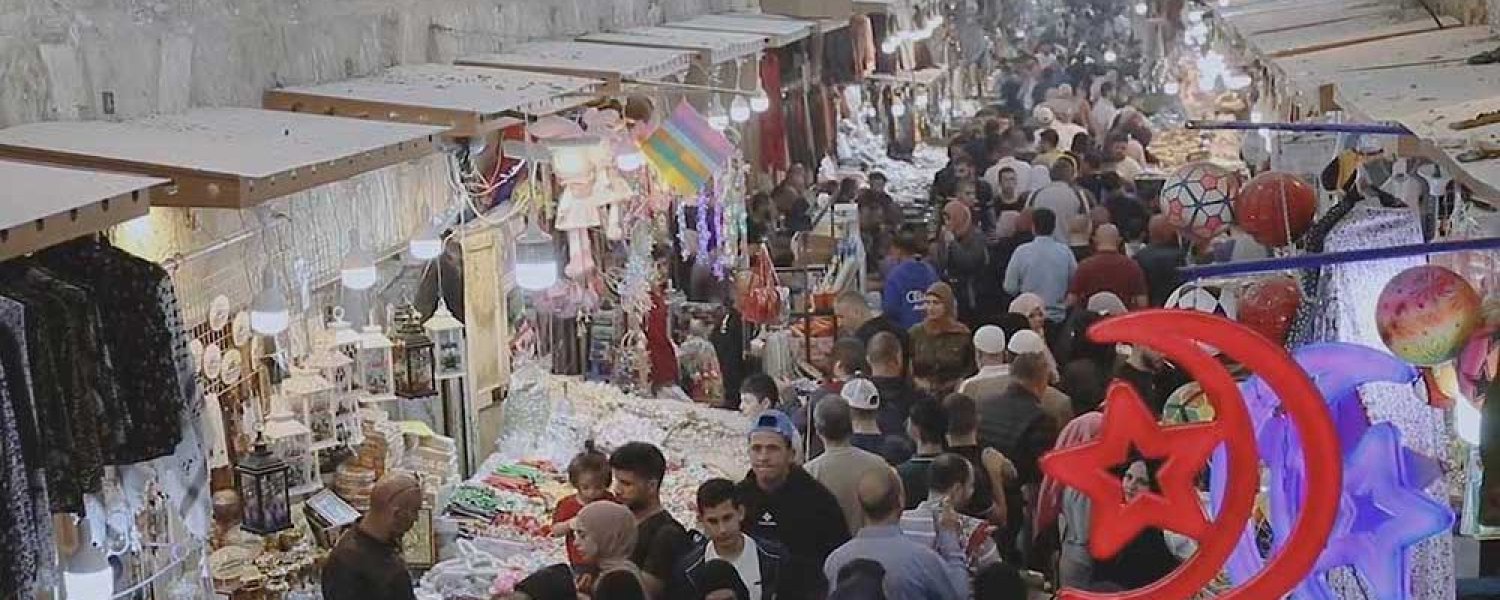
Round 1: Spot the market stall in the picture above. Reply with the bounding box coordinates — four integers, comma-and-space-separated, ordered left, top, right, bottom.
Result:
455, 41, 696, 92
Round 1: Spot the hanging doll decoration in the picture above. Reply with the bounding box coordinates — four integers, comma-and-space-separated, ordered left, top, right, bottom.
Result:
580, 107, 639, 241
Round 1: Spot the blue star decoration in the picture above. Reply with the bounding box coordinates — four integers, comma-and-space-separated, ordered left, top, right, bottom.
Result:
1040, 380, 1220, 560
1306, 423, 1453, 600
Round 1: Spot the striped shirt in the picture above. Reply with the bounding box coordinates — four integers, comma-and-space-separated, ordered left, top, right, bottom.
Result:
899, 499, 1001, 572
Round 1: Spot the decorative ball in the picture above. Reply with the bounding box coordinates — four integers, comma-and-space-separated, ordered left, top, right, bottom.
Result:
1376, 265, 1483, 365
1159, 161, 1241, 240
1166, 280, 1241, 320
1234, 172, 1318, 247
1457, 326, 1499, 406
1237, 276, 1302, 344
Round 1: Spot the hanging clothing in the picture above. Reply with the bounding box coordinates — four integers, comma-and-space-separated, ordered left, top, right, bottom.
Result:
850, 15, 876, 79
645, 289, 678, 389
758, 52, 790, 174
0, 301, 49, 600
822, 27, 858, 85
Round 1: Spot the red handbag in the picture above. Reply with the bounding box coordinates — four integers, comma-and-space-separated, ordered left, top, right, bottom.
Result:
740, 244, 783, 325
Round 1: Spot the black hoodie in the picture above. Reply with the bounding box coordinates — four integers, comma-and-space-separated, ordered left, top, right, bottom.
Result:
737, 466, 851, 568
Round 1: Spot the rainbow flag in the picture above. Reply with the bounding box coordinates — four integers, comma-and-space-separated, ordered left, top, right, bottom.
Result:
642, 100, 735, 196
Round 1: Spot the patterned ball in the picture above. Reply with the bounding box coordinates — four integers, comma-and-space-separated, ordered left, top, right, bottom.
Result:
1233, 172, 1318, 247
1160, 161, 1241, 240
1237, 276, 1302, 345
1165, 279, 1241, 355
1376, 265, 1483, 365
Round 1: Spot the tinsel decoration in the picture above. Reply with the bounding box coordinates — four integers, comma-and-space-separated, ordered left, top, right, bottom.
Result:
610, 222, 658, 319
676, 195, 692, 261
696, 187, 713, 263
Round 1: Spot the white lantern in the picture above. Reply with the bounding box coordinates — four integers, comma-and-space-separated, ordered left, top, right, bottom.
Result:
1104, 50, 1118, 63
750, 78, 771, 113
424, 298, 466, 380
329, 307, 361, 360
408, 218, 444, 262
891, 99, 908, 118
64, 518, 113, 600
263, 393, 320, 495
284, 365, 338, 448
914, 91, 930, 109
357, 323, 396, 401
1134, 2, 1148, 14
307, 342, 362, 447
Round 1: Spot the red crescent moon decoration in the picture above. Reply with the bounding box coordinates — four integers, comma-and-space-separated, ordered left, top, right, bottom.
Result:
1041, 310, 1343, 600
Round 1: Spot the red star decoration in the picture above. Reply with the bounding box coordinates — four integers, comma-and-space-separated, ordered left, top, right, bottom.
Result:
1040, 380, 1222, 560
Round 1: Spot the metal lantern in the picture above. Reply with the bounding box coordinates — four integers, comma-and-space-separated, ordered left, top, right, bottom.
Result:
283, 366, 338, 448
357, 323, 396, 401
424, 298, 466, 380
235, 434, 293, 535
329, 307, 361, 360
513, 218, 559, 291
392, 306, 436, 399
263, 393, 320, 495
307, 341, 362, 447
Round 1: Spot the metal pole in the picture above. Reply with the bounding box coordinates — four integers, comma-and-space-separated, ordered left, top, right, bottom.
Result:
1184, 120, 1411, 135
1179, 236, 1500, 280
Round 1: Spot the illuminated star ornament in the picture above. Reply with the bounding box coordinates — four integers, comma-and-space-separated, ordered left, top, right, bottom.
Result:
1043, 381, 1220, 558
1307, 423, 1454, 600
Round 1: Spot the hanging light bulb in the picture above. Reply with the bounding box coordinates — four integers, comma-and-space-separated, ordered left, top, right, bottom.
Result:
1014, 29, 1027, 39
881, 38, 898, 54
513, 218, 559, 291
1134, 1, 1148, 14
1103, 50, 1118, 63
938, 97, 953, 112
65, 518, 114, 600
929, 13, 944, 27
249, 265, 290, 336
749, 78, 770, 113
891, 98, 907, 118
340, 229, 378, 290
730, 95, 752, 123
614, 139, 645, 172
1188, 9, 1204, 23
408, 217, 444, 261
1164, 81, 1180, 95
914, 91, 930, 110
1226, 73, 1253, 90
707, 94, 730, 131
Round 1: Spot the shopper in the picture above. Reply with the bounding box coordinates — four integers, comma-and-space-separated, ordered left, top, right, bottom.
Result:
900, 453, 1002, 572
1035, 412, 1104, 589
973, 562, 1029, 600
866, 332, 926, 439
958, 325, 1009, 399
828, 559, 888, 600
609, 442, 691, 598
1067, 224, 1148, 310
1089, 461, 1182, 591
1134, 215, 1188, 307
592, 568, 648, 600
908, 282, 976, 395
995, 330, 1073, 431
1032, 129, 1064, 168
321, 472, 423, 600
983, 152, 1033, 208
738, 410, 851, 568
1027, 159, 1092, 249
1115, 344, 1172, 417
573, 501, 642, 595
941, 393, 1012, 527
840, 377, 899, 463
882, 232, 941, 330
975, 353, 1060, 561
552, 442, 616, 573
931, 202, 998, 329
1102, 134, 1144, 182
1004, 209, 1077, 328
823, 338, 869, 395
671, 479, 788, 599
836, 291, 908, 358
1089, 82, 1120, 139
823, 468, 968, 600
806, 394, 893, 533
897, 399, 948, 510
510, 564, 577, 600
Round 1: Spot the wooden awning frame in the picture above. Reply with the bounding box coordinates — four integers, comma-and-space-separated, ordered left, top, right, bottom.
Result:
0, 160, 165, 260
455, 41, 696, 91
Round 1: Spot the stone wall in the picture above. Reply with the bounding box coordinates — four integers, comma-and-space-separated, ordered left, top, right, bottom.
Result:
0, 0, 752, 127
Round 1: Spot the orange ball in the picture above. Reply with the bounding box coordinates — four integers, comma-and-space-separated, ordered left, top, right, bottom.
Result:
1234, 172, 1318, 247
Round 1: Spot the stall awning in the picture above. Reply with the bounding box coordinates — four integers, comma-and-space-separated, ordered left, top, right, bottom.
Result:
727, 11, 849, 34
665, 13, 815, 48
0, 160, 165, 260
455, 41, 695, 89
263, 65, 603, 137
0, 108, 444, 209
1271, 26, 1495, 108
578, 27, 768, 66
866, 66, 947, 86
1230, 4, 1457, 60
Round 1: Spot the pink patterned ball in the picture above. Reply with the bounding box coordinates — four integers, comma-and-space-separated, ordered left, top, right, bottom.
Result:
1159, 161, 1242, 241
1376, 265, 1483, 365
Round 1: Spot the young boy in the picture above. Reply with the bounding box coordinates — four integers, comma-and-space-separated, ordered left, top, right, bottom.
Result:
550, 442, 615, 572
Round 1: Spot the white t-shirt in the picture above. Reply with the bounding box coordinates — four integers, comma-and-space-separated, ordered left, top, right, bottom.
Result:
1028, 182, 1090, 245
983, 157, 1033, 193
1091, 100, 1119, 137
1049, 122, 1088, 151
706, 534, 763, 599
1109, 156, 1144, 181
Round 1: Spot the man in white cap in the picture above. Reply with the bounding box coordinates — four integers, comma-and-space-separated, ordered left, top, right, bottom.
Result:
958, 326, 1011, 399
805, 393, 891, 533
841, 377, 887, 458
1032, 105, 1086, 151
996, 330, 1074, 431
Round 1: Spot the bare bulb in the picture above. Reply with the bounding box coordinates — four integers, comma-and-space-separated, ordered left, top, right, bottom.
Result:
730, 96, 752, 123
1134, 2, 1148, 14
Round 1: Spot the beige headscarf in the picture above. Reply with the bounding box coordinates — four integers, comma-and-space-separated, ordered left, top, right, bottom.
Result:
575, 501, 638, 574
923, 282, 969, 335
1009, 293, 1046, 319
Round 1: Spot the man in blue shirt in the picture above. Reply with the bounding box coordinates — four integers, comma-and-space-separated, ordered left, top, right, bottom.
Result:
823, 468, 969, 600
1003, 208, 1077, 324
882, 233, 941, 330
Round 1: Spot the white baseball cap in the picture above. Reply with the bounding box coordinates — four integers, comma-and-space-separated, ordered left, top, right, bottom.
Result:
1007, 329, 1048, 355
841, 378, 880, 411
973, 325, 1008, 355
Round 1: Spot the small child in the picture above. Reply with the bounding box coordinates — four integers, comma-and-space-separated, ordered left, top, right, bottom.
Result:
550, 441, 614, 572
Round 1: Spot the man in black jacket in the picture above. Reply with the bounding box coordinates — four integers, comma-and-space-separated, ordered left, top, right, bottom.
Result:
737, 410, 851, 569
975, 352, 1059, 564
672, 479, 791, 599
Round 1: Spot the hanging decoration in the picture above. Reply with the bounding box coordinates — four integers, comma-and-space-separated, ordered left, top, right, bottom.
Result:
641, 100, 736, 196
234, 435, 293, 535
1234, 172, 1318, 247
1457, 326, 1499, 407
1237, 276, 1302, 345
391, 306, 437, 399
546, 136, 607, 278
1376, 265, 1482, 365
1159, 161, 1241, 241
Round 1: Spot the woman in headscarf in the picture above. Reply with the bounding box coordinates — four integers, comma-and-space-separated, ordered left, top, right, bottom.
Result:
1034, 412, 1104, 589
1008, 293, 1048, 336
908, 282, 975, 395
573, 501, 641, 596
1090, 461, 1183, 591
932, 201, 996, 329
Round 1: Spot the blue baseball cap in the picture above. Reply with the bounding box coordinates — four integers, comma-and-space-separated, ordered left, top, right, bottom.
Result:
748, 409, 798, 445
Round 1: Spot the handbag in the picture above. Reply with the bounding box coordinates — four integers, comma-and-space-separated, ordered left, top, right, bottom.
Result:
740, 244, 784, 325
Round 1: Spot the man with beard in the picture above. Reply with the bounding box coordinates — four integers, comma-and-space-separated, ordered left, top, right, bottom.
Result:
610, 442, 691, 598
738, 411, 851, 567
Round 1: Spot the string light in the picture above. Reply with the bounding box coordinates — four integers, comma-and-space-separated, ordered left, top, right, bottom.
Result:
1104, 50, 1118, 63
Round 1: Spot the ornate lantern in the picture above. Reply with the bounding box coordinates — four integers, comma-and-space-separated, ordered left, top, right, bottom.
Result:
329, 307, 361, 360
424, 299, 466, 380
357, 323, 396, 401
264, 393, 320, 495
392, 306, 436, 399
283, 366, 338, 448
308, 341, 361, 447
235, 434, 293, 535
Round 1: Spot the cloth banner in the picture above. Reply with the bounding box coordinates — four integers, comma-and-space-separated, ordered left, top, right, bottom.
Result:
642, 100, 734, 196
